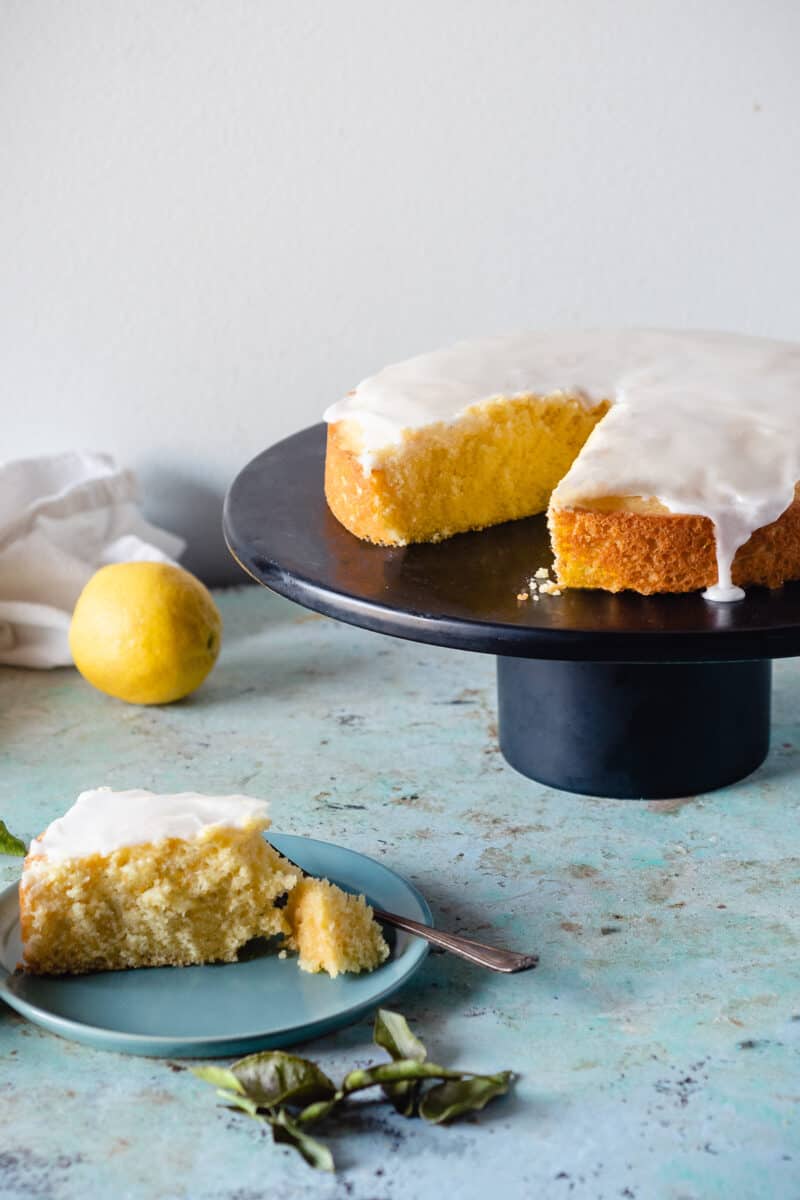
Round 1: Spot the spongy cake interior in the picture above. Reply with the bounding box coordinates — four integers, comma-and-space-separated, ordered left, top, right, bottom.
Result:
20, 824, 300, 975
326, 394, 610, 546
284, 876, 389, 978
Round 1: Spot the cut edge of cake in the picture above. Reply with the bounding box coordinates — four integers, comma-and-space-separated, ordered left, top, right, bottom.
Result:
323, 330, 800, 598
284, 875, 390, 978
325, 393, 609, 547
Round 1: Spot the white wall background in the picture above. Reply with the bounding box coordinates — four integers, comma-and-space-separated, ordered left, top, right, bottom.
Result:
2, 0, 799, 582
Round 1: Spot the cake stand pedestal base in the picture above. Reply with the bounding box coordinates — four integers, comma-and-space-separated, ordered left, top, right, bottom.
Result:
497, 658, 772, 799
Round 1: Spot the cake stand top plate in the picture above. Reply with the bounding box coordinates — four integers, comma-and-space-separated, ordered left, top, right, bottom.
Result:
223, 424, 800, 663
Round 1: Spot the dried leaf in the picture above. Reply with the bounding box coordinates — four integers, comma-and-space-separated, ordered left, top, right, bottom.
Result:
231, 1051, 336, 1109
385, 1079, 421, 1117
191, 1066, 245, 1094
373, 1009, 427, 1114
374, 1009, 426, 1063
419, 1072, 514, 1124
268, 1109, 335, 1172
220, 1091, 260, 1118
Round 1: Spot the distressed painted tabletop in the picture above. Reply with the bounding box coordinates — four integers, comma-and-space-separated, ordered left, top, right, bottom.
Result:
2, 586, 799, 1200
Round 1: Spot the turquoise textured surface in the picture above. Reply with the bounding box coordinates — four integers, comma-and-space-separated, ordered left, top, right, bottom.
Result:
1, 586, 799, 1198
0, 833, 430, 1057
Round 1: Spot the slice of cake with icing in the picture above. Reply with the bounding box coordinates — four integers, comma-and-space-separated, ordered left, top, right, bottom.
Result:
19, 788, 388, 977
323, 329, 800, 600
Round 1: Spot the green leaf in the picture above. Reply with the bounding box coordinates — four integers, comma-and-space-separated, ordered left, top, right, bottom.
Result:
0, 820, 25, 857
373, 1010, 428, 1115
297, 1097, 339, 1125
191, 1066, 246, 1094
419, 1071, 515, 1125
384, 1079, 421, 1118
374, 1009, 426, 1062
267, 1109, 335, 1172
231, 1051, 336, 1109
342, 1060, 463, 1096
220, 1091, 260, 1118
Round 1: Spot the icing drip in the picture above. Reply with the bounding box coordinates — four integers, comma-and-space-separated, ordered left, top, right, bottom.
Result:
324, 330, 800, 601
28, 788, 270, 861
704, 584, 745, 603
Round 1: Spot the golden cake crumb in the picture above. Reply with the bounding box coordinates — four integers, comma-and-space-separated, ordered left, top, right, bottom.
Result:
326, 395, 609, 547
284, 876, 389, 978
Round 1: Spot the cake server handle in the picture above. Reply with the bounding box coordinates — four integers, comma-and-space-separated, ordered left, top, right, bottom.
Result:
372, 909, 538, 974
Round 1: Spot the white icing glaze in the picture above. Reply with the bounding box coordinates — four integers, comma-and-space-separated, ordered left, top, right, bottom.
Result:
324, 329, 800, 599
28, 788, 270, 862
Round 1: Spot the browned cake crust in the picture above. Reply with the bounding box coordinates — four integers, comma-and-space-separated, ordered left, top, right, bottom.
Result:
326, 416, 800, 594
325, 397, 609, 546
550, 486, 800, 594
325, 422, 403, 545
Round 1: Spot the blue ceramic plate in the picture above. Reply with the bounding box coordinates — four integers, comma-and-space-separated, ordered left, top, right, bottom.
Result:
0, 833, 431, 1058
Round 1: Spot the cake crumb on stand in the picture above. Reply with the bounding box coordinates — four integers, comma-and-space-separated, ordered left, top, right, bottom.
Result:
519, 567, 561, 600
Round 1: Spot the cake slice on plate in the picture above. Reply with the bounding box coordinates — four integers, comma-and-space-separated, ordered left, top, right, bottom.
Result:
285, 876, 389, 978
19, 788, 388, 978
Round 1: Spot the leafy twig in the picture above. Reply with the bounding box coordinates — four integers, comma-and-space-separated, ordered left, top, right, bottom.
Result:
193, 1009, 515, 1171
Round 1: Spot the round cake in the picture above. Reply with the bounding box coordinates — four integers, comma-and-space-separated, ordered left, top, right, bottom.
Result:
323, 329, 800, 602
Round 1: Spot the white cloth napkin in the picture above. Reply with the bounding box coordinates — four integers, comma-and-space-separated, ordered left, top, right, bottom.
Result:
0, 452, 185, 668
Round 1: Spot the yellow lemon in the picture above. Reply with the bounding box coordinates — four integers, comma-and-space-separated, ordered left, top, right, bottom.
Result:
69, 562, 222, 705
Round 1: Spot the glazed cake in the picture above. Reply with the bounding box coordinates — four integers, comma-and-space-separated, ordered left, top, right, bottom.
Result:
19, 788, 388, 977
324, 330, 800, 601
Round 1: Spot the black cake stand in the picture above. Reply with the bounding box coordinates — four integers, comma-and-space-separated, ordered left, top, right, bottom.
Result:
223, 425, 800, 800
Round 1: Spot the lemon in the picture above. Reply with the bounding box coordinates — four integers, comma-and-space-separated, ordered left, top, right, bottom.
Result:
69, 562, 222, 705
